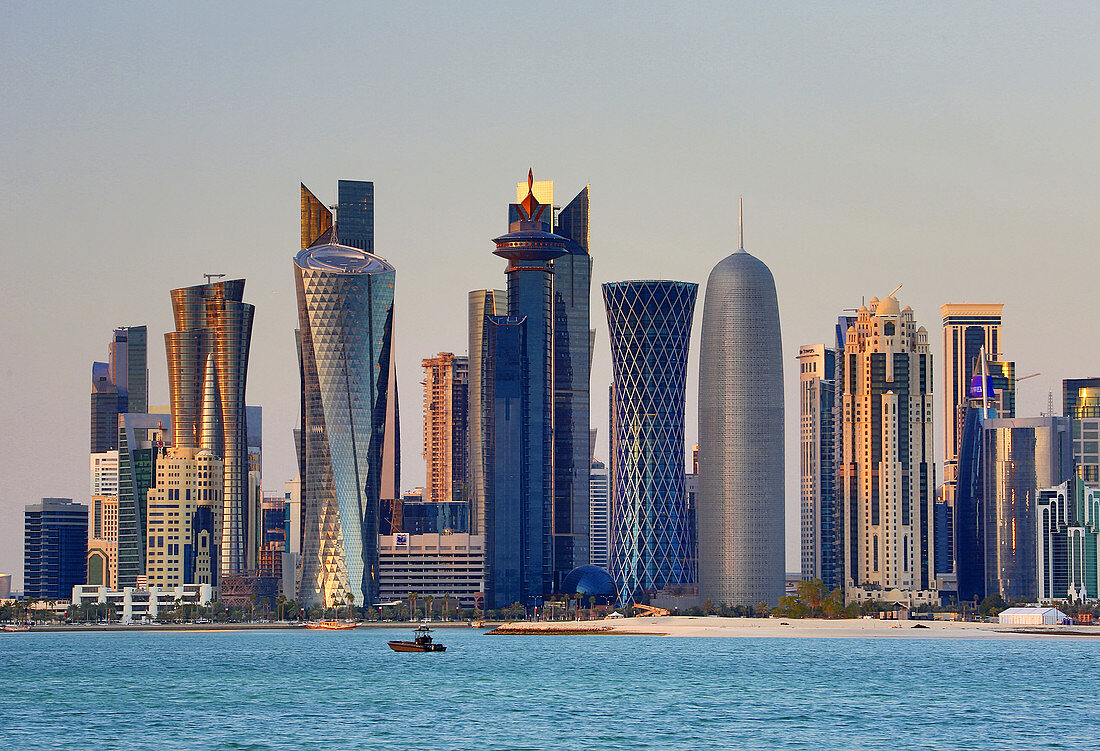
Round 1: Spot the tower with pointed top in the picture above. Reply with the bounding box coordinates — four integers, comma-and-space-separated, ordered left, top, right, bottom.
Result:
482, 171, 567, 608
697, 208, 785, 607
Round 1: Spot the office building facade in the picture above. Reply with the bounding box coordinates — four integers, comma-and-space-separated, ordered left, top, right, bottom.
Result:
378, 532, 486, 609
838, 295, 937, 605
25, 498, 88, 601
295, 196, 398, 607
983, 416, 1073, 602
1064, 378, 1100, 484
698, 238, 785, 608
90, 325, 148, 453
166, 279, 254, 575
467, 289, 507, 535
422, 353, 469, 503
604, 280, 697, 605
589, 459, 610, 570
798, 344, 839, 591
116, 413, 170, 588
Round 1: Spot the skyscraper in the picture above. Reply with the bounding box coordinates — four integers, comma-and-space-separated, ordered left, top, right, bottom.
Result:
24, 498, 88, 600
482, 172, 566, 608
422, 353, 469, 503
467, 289, 507, 535
1036, 475, 1100, 602
982, 416, 1073, 601
604, 280, 697, 605
589, 458, 610, 570
697, 222, 785, 608
510, 176, 594, 580
166, 280, 254, 576
1063, 377, 1100, 484
295, 187, 398, 607
116, 412, 170, 588
942, 304, 1006, 477
90, 326, 147, 452
548, 184, 592, 581
838, 294, 937, 606
798, 344, 839, 591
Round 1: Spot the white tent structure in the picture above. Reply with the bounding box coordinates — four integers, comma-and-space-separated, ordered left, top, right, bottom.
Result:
998, 607, 1068, 625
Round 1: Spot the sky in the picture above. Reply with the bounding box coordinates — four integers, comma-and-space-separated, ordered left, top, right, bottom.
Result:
2, 2, 1099, 588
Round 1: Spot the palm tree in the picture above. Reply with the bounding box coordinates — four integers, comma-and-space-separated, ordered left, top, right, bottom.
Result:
344, 591, 355, 622
441, 594, 451, 622
424, 595, 435, 622
408, 592, 419, 623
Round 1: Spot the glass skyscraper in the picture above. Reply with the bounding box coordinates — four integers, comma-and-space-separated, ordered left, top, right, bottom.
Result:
24, 498, 88, 600
115, 412, 170, 588
982, 416, 1073, 602
482, 172, 566, 608
90, 325, 147, 452
166, 280, 255, 576
550, 185, 592, 582
604, 280, 697, 606
1064, 377, 1100, 484
295, 194, 397, 607
467, 289, 507, 536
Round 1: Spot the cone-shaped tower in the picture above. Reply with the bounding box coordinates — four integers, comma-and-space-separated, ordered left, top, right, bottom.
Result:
697, 207, 785, 607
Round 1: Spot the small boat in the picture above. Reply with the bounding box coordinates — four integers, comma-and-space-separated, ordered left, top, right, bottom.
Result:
388, 624, 446, 652
306, 620, 358, 630
2, 624, 31, 632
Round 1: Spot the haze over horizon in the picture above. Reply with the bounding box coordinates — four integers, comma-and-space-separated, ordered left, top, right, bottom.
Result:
3, 3, 1099, 587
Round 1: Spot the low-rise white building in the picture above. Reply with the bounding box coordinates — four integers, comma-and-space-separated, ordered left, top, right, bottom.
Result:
71, 584, 212, 624
998, 607, 1068, 625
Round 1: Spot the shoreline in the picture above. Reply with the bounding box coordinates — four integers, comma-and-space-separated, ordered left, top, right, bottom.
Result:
486, 615, 1100, 640
2, 621, 499, 633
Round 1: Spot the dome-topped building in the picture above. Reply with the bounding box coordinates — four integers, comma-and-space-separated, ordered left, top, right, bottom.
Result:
697, 205, 785, 608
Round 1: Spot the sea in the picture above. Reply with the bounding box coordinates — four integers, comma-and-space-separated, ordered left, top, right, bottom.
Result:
0, 627, 1095, 750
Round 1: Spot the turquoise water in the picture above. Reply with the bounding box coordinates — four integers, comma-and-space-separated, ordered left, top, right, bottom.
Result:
0, 628, 1095, 749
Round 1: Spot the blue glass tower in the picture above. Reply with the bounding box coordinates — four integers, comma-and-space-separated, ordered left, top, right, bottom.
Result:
24, 498, 88, 600
604, 280, 698, 605
485, 171, 567, 609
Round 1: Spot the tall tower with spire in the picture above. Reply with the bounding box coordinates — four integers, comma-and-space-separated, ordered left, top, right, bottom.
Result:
697, 202, 785, 607
483, 171, 567, 608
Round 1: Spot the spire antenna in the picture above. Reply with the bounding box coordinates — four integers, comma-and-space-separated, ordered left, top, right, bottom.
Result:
738, 196, 744, 250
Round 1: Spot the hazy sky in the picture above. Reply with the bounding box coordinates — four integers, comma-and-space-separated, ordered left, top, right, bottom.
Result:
3, 3, 1099, 588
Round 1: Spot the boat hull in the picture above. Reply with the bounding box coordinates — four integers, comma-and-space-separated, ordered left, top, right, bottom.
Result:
306, 621, 358, 630
388, 640, 446, 652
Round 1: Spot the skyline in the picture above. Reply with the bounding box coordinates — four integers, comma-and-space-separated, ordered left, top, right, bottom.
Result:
4, 4, 1100, 586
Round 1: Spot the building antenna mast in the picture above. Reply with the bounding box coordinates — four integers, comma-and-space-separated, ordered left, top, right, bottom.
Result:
738, 196, 744, 250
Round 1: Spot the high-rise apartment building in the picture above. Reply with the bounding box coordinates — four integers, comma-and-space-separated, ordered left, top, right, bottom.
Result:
422, 353, 469, 503
144, 447, 223, 589
798, 344, 839, 591
116, 413, 170, 588
166, 279, 254, 576
90, 326, 148, 452
24, 498, 88, 600
982, 416, 1073, 602
604, 280, 697, 605
467, 289, 507, 534
1036, 475, 1100, 602
838, 294, 937, 606
1063, 378, 1100, 484
697, 227, 785, 608
589, 459, 610, 570
87, 494, 119, 588
295, 181, 398, 608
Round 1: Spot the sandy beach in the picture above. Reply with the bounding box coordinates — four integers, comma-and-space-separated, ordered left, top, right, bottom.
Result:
487, 615, 1100, 639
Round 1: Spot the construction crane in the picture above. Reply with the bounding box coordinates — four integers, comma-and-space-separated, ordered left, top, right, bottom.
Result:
631, 604, 670, 617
